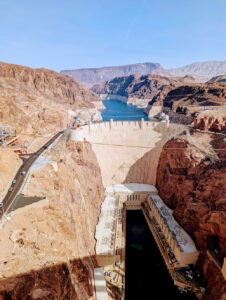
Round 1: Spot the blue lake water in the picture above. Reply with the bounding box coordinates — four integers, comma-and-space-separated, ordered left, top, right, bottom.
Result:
101, 99, 149, 121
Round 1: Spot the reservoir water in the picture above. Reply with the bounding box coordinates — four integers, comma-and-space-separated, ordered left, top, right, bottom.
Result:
101, 99, 149, 121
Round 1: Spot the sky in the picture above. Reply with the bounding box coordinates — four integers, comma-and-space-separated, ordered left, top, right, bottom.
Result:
0, 0, 226, 71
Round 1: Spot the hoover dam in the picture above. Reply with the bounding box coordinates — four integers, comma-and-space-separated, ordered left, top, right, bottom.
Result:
71, 119, 185, 187
0, 63, 225, 299
70, 119, 207, 299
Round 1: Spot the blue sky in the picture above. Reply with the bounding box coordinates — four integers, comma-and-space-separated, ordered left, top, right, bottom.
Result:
0, 0, 225, 71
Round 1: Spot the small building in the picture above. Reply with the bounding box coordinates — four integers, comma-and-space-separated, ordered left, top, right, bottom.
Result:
105, 183, 158, 209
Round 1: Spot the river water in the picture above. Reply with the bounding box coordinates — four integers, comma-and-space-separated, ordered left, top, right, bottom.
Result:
125, 211, 197, 300
101, 99, 149, 121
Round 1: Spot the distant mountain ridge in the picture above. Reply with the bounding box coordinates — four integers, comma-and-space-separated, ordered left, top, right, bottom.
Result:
61, 63, 168, 86
61, 61, 226, 85
169, 61, 226, 82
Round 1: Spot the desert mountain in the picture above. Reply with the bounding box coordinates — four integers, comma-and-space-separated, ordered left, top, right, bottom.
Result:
61, 62, 168, 86
169, 61, 226, 82
62, 61, 226, 85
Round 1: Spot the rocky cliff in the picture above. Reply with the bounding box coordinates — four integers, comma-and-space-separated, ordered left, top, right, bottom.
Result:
162, 83, 226, 111
92, 74, 179, 110
194, 109, 226, 133
0, 62, 102, 139
147, 82, 226, 124
92, 74, 177, 99
0, 136, 104, 299
156, 114, 226, 300
61, 62, 168, 86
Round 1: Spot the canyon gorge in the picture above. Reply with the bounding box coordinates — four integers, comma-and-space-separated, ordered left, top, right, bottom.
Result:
0, 62, 225, 299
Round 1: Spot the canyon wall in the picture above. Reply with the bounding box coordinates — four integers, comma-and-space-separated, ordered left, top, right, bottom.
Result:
0, 62, 102, 139
92, 74, 178, 110
71, 121, 185, 187
0, 135, 104, 299
155, 117, 226, 299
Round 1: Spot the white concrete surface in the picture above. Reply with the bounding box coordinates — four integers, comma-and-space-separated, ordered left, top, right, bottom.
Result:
150, 194, 198, 253
94, 268, 108, 300
95, 196, 118, 255
106, 183, 157, 194
71, 120, 185, 187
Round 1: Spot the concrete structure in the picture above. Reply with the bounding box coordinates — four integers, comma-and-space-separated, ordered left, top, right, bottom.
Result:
71, 120, 185, 186
95, 195, 119, 256
106, 183, 158, 209
143, 195, 199, 267
94, 268, 108, 300
95, 184, 203, 298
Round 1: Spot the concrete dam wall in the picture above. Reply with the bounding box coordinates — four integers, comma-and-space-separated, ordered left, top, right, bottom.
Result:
71, 120, 185, 187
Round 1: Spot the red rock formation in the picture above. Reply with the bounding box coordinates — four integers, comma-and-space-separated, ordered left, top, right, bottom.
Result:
0, 258, 97, 300
156, 128, 226, 299
194, 109, 226, 133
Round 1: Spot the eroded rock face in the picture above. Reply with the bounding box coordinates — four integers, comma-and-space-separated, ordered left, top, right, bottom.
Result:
0, 62, 101, 137
156, 129, 226, 299
91, 74, 176, 100
163, 83, 226, 112
0, 138, 104, 299
194, 109, 226, 133
0, 62, 99, 109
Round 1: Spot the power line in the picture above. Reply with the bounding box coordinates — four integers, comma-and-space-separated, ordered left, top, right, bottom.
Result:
91, 142, 226, 151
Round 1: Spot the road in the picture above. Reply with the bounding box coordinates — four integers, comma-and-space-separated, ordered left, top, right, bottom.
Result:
1, 131, 64, 215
